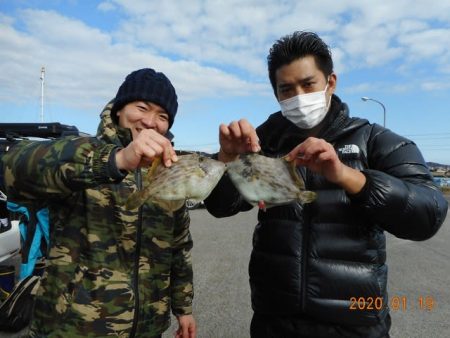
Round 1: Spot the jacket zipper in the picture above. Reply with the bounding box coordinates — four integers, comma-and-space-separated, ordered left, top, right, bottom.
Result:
130, 169, 143, 337
299, 167, 310, 312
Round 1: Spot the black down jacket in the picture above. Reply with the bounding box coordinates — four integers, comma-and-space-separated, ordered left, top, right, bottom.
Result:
205, 95, 448, 327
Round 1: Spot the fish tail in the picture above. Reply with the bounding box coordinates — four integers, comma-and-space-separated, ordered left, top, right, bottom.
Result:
125, 190, 150, 210
299, 191, 317, 204
153, 199, 186, 212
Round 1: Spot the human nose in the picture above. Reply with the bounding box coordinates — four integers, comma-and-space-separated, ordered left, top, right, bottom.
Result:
141, 114, 157, 128
293, 85, 307, 96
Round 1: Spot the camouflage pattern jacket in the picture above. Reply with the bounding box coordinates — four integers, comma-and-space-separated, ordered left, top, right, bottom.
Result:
0, 103, 193, 337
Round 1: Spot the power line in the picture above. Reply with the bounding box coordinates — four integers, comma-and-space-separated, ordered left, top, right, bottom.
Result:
404, 132, 450, 137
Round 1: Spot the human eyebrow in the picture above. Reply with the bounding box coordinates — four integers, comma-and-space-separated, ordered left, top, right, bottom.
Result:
299, 76, 315, 84
277, 83, 293, 91
136, 102, 148, 111
145, 101, 169, 116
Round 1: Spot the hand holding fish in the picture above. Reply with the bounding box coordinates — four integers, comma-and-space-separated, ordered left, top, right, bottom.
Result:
286, 137, 366, 194
218, 119, 261, 163
115, 128, 177, 171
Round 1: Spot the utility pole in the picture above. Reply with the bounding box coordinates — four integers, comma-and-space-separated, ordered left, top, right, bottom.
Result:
40, 66, 45, 122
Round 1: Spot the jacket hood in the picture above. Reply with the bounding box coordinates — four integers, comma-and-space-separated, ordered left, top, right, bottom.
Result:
257, 95, 369, 156
97, 100, 133, 147
96, 100, 175, 147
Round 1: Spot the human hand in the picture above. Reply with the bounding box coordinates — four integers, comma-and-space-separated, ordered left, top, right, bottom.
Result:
175, 314, 196, 338
285, 137, 366, 194
218, 119, 260, 163
115, 128, 177, 171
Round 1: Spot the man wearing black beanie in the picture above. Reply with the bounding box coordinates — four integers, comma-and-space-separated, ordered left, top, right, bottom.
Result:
110, 68, 179, 169
1, 68, 197, 337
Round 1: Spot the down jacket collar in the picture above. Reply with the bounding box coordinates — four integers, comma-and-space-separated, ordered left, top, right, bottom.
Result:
257, 95, 369, 156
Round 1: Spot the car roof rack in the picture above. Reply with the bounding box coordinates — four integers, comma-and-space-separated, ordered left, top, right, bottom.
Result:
0, 123, 80, 140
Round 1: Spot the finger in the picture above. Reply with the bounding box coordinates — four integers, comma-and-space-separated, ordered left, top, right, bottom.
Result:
285, 144, 305, 162
317, 148, 337, 163
157, 136, 177, 165
189, 323, 197, 338
156, 138, 176, 167
170, 146, 178, 162
163, 146, 173, 167
144, 133, 175, 163
286, 137, 319, 161
228, 121, 243, 139
298, 137, 329, 159
142, 139, 164, 160
181, 325, 189, 338
238, 119, 260, 152
219, 123, 231, 139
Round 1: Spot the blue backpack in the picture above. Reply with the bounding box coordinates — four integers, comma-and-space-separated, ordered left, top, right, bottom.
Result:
7, 202, 49, 279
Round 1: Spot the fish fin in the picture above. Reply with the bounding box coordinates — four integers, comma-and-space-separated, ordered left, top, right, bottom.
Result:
286, 157, 306, 190
194, 167, 207, 177
153, 199, 186, 212
283, 155, 315, 203
299, 191, 317, 204
125, 158, 162, 210
147, 157, 162, 180
125, 189, 152, 210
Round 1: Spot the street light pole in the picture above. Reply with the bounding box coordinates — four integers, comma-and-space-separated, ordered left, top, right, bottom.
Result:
40, 66, 45, 123
361, 96, 386, 127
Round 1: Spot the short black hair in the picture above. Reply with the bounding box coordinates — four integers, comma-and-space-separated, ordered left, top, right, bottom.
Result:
267, 31, 333, 97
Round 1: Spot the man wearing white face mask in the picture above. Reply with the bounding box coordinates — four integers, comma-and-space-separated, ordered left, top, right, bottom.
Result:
279, 78, 331, 129
205, 31, 448, 337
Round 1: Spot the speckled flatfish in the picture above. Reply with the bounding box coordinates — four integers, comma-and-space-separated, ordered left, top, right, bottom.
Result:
226, 153, 316, 210
125, 153, 226, 211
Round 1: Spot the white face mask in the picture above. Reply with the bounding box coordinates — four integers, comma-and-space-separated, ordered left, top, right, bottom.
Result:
279, 83, 331, 129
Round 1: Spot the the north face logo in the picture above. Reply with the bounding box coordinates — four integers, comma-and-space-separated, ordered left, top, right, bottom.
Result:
338, 144, 360, 154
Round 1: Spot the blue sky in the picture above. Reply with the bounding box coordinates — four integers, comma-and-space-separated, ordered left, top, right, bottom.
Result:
1, 0, 450, 164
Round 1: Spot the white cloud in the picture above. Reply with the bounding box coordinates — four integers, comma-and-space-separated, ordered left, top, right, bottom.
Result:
1, 0, 450, 117
421, 81, 450, 91
398, 28, 450, 61
102, 0, 450, 80
342, 82, 377, 94
0, 8, 266, 113
97, 1, 116, 12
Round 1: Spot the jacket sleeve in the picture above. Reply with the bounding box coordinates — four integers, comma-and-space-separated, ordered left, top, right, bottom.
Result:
170, 207, 194, 316
349, 126, 448, 241
204, 171, 253, 218
0, 136, 125, 203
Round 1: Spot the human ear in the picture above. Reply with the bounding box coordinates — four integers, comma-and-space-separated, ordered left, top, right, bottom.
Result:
328, 73, 337, 92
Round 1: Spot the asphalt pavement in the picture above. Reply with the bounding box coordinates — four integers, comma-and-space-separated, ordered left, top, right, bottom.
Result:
163, 198, 450, 338
1, 197, 449, 338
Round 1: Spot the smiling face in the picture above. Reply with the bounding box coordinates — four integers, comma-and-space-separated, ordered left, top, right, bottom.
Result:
116, 101, 169, 139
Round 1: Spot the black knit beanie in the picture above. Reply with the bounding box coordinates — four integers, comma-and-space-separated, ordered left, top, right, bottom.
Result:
111, 68, 178, 128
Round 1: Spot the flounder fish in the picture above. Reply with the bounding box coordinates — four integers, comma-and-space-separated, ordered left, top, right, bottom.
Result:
125, 153, 226, 211
226, 153, 316, 210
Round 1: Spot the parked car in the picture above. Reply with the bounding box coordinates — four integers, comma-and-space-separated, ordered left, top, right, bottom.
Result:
185, 199, 205, 210
0, 203, 20, 264
0, 122, 82, 263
